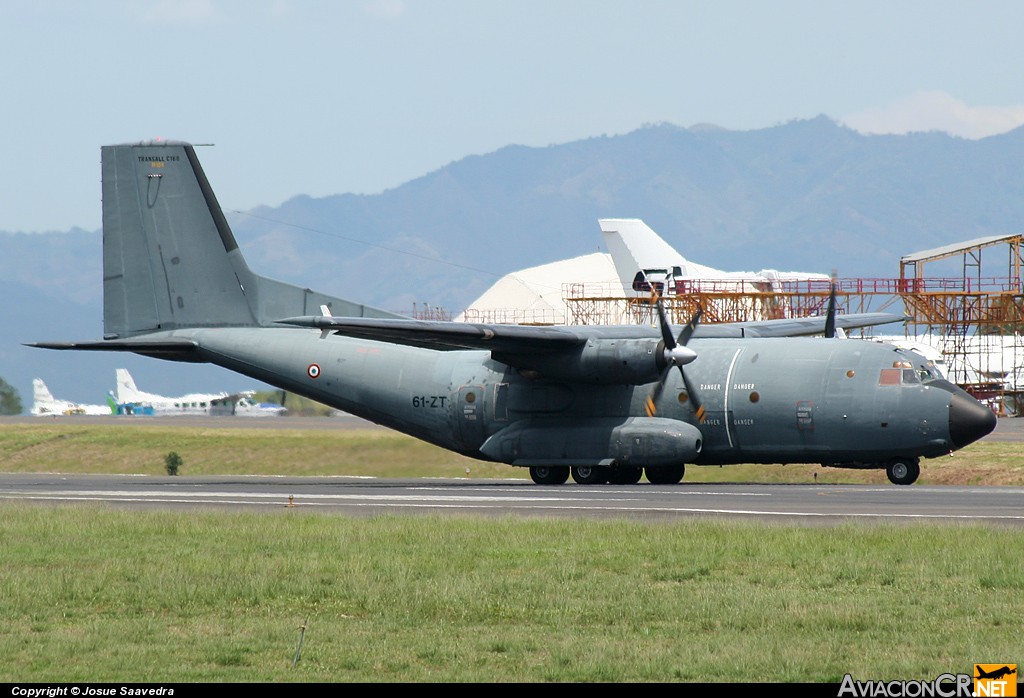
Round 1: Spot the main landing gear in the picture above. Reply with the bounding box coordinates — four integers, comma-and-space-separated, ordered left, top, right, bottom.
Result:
644, 463, 685, 485
527, 464, 685, 485
571, 465, 608, 485
529, 465, 570, 485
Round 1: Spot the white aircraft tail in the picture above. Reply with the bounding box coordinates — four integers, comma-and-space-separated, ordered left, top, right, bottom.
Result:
32, 378, 114, 416
599, 219, 727, 293
599, 218, 831, 296
115, 368, 145, 403
33, 378, 56, 406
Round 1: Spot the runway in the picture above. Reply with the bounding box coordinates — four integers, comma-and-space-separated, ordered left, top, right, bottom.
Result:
1, 473, 1022, 526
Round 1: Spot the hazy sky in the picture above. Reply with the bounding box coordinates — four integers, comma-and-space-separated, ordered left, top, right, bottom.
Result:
3, 0, 1024, 233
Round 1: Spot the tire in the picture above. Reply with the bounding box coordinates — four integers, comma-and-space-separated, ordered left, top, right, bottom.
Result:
886, 458, 920, 486
607, 466, 644, 485
645, 463, 685, 485
571, 465, 609, 485
529, 465, 570, 485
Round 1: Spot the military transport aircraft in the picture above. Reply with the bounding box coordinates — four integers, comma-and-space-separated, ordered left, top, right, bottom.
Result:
30, 141, 997, 485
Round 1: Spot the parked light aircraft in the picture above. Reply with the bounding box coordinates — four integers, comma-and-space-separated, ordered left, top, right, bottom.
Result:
31, 141, 997, 485
31, 378, 114, 416
114, 368, 286, 416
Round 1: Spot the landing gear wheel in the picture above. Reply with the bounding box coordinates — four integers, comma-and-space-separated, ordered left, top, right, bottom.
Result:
607, 466, 643, 485
571, 465, 609, 485
645, 463, 685, 485
529, 465, 570, 485
886, 458, 920, 486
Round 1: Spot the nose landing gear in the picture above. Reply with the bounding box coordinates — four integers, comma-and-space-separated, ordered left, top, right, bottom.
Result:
885, 458, 920, 486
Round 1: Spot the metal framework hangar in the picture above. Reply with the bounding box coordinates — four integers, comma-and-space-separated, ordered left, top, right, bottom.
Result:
561, 234, 1024, 415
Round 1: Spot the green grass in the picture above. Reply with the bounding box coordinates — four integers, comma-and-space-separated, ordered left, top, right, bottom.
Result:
0, 505, 1020, 682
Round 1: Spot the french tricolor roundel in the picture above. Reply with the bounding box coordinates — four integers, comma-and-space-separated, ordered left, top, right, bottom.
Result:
307, 363, 321, 379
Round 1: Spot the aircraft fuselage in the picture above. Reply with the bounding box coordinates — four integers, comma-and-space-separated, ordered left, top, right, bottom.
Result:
174, 327, 989, 472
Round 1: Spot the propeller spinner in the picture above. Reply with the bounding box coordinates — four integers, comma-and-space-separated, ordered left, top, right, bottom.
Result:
644, 300, 705, 423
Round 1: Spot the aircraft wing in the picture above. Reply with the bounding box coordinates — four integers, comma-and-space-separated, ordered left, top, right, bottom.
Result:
278, 316, 586, 353
32, 309, 903, 362
279, 310, 904, 349
721, 312, 906, 338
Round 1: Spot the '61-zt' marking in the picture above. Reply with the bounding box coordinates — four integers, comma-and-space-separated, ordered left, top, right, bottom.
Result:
412, 396, 449, 408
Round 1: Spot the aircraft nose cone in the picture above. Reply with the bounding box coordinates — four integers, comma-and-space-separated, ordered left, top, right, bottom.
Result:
948, 391, 997, 449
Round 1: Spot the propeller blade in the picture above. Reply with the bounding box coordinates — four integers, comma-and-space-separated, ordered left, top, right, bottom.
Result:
645, 366, 672, 417
655, 299, 675, 349
679, 366, 706, 424
824, 284, 837, 339
647, 303, 703, 417
676, 306, 703, 346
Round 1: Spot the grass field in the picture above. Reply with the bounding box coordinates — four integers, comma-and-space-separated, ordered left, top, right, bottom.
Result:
0, 419, 1021, 683
0, 506, 1021, 683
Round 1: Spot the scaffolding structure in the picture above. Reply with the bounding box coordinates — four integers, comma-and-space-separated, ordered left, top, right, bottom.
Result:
898, 234, 1024, 413
563, 278, 905, 328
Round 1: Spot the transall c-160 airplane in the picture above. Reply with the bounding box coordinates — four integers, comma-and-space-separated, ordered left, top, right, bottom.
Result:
31, 141, 996, 485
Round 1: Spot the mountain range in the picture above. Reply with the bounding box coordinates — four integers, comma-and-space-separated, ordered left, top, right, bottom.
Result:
5, 116, 1024, 409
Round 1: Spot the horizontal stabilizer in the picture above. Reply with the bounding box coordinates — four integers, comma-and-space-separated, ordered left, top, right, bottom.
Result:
27, 338, 203, 362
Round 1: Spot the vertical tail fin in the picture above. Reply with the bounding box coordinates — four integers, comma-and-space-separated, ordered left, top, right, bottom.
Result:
33, 378, 55, 405
115, 368, 143, 403
101, 141, 402, 339
102, 141, 258, 337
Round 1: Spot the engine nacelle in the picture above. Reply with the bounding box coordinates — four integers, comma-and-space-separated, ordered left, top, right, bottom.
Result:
480, 417, 703, 466
494, 339, 664, 385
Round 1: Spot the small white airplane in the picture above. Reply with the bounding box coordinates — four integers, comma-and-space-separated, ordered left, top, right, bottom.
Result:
115, 368, 286, 416
31, 378, 115, 416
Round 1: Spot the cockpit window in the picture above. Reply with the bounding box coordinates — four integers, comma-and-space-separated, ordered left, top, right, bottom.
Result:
879, 368, 923, 386
879, 368, 901, 385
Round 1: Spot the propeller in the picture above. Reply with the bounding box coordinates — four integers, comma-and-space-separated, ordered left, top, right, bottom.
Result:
824, 283, 837, 339
644, 299, 705, 423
